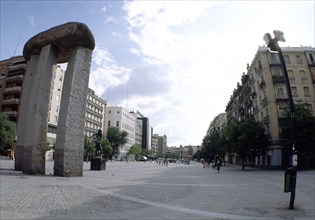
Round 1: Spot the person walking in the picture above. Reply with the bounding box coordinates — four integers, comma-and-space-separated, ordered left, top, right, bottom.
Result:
216, 159, 221, 173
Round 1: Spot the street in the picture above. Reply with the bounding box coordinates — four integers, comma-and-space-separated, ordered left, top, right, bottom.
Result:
0, 160, 314, 219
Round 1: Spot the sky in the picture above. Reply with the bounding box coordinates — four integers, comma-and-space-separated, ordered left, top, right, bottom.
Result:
1, 1, 314, 147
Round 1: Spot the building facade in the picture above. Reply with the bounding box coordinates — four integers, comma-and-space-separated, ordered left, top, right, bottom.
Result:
47, 65, 65, 145
84, 88, 107, 138
0, 56, 26, 123
104, 106, 137, 158
226, 46, 315, 169
207, 112, 227, 135
151, 131, 159, 158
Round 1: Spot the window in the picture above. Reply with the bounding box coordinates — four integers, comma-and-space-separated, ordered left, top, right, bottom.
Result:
284, 55, 291, 64
296, 55, 303, 64
108, 110, 111, 114
275, 86, 287, 99
271, 67, 282, 77
291, 86, 298, 97
268, 53, 279, 64
287, 70, 295, 81
116, 121, 119, 127
277, 103, 288, 117
303, 87, 310, 97
300, 70, 307, 81
108, 121, 110, 127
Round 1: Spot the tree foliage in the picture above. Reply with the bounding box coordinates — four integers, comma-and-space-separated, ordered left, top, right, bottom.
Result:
200, 116, 270, 169
106, 126, 128, 156
0, 113, 16, 152
280, 102, 315, 157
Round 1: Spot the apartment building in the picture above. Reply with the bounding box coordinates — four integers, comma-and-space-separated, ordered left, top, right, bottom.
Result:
104, 106, 137, 158
206, 113, 227, 135
156, 134, 168, 156
226, 46, 315, 169
0, 56, 26, 123
84, 88, 107, 138
151, 131, 158, 158
47, 65, 65, 145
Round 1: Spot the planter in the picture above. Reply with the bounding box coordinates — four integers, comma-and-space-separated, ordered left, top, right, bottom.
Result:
90, 158, 106, 170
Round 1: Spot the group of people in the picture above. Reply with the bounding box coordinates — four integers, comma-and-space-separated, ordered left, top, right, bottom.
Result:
202, 158, 223, 173
156, 158, 169, 167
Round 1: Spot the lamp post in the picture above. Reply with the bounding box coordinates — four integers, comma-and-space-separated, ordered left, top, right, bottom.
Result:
263, 30, 297, 209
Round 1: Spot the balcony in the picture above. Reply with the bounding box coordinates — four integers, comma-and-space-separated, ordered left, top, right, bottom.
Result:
1, 98, 19, 106
8, 63, 26, 71
261, 97, 268, 107
5, 74, 24, 82
272, 75, 286, 84
3, 86, 22, 94
3, 111, 18, 117
263, 115, 270, 125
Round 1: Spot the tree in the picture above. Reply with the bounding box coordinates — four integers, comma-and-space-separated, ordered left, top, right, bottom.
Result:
84, 135, 95, 161
106, 126, 128, 157
0, 113, 16, 155
100, 138, 112, 160
280, 102, 315, 168
128, 144, 142, 160
221, 117, 270, 169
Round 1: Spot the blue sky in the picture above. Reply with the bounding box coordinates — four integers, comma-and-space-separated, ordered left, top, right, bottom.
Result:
1, 1, 314, 147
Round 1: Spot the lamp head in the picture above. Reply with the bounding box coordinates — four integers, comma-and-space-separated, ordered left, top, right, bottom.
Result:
273, 30, 285, 42
263, 33, 272, 45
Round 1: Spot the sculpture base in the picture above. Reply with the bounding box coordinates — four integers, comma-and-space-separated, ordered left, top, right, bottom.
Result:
90, 158, 106, 170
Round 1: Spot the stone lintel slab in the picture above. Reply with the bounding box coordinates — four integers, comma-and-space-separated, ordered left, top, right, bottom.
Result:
23, 22, 95, 63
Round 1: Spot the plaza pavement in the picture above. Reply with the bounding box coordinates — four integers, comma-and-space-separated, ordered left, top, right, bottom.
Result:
0, 159, 314, 220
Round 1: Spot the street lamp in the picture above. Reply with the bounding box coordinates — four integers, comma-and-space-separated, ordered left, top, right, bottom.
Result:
263, 30, 297, 209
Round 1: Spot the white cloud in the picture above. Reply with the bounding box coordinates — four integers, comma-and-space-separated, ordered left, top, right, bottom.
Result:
89, 46, 131, 98
104, 16, 117, 25
27, 14, 35, 26
112, 31, 120, 37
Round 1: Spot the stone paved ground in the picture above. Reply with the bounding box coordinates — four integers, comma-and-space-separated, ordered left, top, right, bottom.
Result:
0, 159, 314, 220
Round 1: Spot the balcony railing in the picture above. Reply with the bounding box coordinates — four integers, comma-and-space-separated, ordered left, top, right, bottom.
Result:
3, 86, 22, 94
5, 75, 24, 82
1, 98, 19, 106
3, 111, 18, 117
272, 75, 286, 84
8, 63, 26, 71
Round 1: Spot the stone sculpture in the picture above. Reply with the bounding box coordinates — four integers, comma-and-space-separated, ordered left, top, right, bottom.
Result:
15, 22, 95, 176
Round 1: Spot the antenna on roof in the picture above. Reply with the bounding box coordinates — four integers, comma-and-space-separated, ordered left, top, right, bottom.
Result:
13, 35, 21, 57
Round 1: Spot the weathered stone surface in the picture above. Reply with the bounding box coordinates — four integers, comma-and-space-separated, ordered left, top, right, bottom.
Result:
23, 22, 95, 63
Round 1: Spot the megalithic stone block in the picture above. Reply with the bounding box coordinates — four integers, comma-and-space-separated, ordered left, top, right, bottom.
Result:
22, 44, 57, 175
15, 55, 39, 171
54, 46, 92, 177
